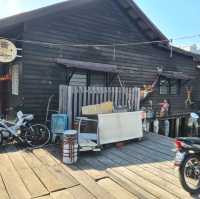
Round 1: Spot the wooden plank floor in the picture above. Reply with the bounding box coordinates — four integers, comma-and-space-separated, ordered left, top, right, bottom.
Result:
0, 133, 198, 199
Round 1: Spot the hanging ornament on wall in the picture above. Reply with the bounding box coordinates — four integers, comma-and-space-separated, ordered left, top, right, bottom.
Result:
185, 86, 193, 107
0, 39, 17, 63
0, 73, 11, 81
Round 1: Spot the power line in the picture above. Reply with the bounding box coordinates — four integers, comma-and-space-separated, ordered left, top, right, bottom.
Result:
0, 33, 200, 48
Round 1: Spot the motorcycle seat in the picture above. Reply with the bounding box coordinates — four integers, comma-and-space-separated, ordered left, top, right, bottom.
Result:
178, 137, 200, 145
22, 114, 34, 121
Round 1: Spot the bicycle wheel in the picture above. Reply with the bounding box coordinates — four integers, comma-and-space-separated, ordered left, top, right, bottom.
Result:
25, 124, 51, 147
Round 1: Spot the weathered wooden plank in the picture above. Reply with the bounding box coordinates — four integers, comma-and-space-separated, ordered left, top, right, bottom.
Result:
95, 149, 179, 199
0, 154, 31, 199
107, 169, 157, 199
77, 159, 108, 180
21, 150, 43, 168
6, 149, 49, 198
104, 147, 189, 198
5, 148, 30, 170
112, 167, 178, 199
146, 133, 174, 147
118, 144, 176, 175
47, 165, 79, 188
127, 165, 190, 199
68, 185, 96, 199
50, 189, 75, 199
61, 164, 117, 199
138, 139, 174, 157
108, 148, 181, 187
32, 165, 66, 192
0, 175, 9, 199
98, 178, 138, 199
18, 168, 49, 198
36, 195, 51, 199
33, 148, 58, 167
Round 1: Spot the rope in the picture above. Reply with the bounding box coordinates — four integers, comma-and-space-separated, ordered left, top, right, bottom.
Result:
0, 33, 200, 48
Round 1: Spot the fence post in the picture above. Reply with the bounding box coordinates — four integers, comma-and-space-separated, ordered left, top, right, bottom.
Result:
67, 86, 73, 129
137, 87, 141, 110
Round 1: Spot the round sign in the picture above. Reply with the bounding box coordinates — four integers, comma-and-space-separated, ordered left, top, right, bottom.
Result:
0, 39, 17, 63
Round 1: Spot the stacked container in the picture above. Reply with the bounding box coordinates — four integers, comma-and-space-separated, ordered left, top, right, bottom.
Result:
62, 130, 78, 164
51, 114, 68, 143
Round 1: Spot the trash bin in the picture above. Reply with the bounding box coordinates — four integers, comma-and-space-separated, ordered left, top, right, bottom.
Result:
62, 130, 78, 164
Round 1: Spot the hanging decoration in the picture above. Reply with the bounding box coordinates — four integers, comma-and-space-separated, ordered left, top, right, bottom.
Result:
140, 76, 159, 100
185, 86, 193, 107
0, 73, 11, 81
159, 99, 170, 117
0, 39, 17, 63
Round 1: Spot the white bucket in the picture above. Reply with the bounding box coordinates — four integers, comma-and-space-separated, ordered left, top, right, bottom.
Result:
62, 130, 78, 164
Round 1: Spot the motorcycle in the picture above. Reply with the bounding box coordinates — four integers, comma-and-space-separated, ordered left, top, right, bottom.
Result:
0, 110, 51, 148
175, 137, 200, 194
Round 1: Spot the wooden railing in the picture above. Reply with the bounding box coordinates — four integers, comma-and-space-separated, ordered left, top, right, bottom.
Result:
59, 85, 140, 128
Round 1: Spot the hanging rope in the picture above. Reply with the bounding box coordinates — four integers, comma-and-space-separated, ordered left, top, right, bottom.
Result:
1, 33, 200, 48
113, 45, 116, 61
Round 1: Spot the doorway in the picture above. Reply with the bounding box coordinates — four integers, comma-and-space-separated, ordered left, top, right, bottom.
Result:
0, 64, 10, 117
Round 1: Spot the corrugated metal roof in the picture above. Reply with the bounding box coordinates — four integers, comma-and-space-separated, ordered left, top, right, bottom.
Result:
159, 71, 195, 80
56, 58, 118, 73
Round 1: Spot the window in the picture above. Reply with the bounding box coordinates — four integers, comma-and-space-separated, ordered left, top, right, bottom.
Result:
170, 80, 179, 95
160, 79, 169, 95
159, 78, 180, 95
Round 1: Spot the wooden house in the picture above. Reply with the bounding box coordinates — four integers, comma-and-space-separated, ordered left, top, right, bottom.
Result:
0, 0, 199, 136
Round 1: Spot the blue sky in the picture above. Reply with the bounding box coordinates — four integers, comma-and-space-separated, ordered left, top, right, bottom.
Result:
0, 0, 199, 46
135, 0, 200, 46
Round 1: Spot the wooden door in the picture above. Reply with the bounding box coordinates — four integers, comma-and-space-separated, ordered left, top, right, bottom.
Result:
0, 65, 9, 117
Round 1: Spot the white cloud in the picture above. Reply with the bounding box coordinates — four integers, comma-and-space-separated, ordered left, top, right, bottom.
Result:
0, 0, 68, 19
0, 0, 25, 19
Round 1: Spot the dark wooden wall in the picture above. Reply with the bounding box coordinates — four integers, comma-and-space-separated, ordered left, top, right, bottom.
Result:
19, 0, 198, 121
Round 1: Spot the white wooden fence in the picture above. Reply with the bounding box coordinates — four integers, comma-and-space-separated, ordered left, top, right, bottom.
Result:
59, 85, 140, 128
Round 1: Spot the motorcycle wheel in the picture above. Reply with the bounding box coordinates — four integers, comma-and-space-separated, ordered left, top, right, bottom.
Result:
179, 154, 200, 194
25, 124, 51, 148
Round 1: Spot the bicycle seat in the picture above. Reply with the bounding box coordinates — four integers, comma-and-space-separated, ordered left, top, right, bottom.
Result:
178, 137, 200, 145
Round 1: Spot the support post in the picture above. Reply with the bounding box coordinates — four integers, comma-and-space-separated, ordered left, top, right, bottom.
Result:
67, 86, 73, 129
175, 118, 180, 137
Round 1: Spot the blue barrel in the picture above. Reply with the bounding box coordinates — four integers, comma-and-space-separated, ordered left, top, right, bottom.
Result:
51, 114, 68, 134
